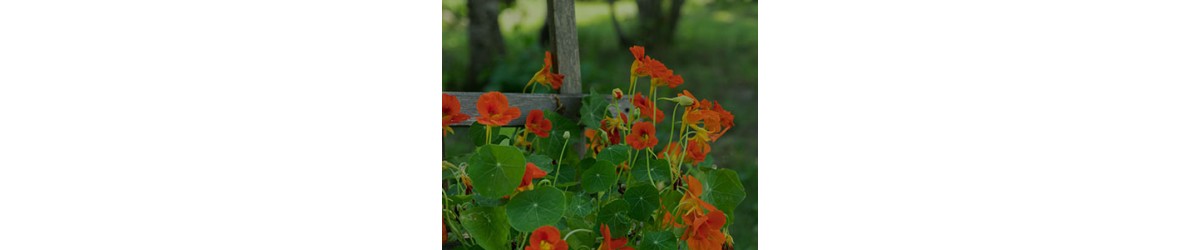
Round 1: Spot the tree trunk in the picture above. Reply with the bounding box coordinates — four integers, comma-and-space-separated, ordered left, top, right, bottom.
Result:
632, 0, 685, 51
467, 0, 505, 91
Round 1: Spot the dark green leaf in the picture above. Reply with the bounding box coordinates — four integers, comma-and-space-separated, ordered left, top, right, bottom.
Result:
596, 144, 631, 166
623, 183, 660, 222
580, 89, 608, 129
466, 145, 526, 199
597, 199, 632, 236
580, 160, 618, 193
700, 169, 746, 221
637, 230, 678, 250
460, 206, 509, 250
566, 192, 595, 217
506, 187, 567, 232
632, 158, 672, 185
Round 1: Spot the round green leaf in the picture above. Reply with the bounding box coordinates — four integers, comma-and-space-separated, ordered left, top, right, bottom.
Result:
597, 199, 632, 236
597, 144, 631, 166
622, 183, 660, 222
567, 192, 595, 217
700, 169, 747, 219
633, 158, 671, 184
637, 230, 678, 250
460, 206, 509, 250
467, 145, 526, 199
506, 187, 567, 232
581, 160, 618, 193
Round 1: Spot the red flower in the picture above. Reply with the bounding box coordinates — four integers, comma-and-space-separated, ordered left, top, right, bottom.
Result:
598, 224, 633, 250
532, 51, 565, 90
442, 218, 448, 243
625, 121, 658, 150
525, 225, 569, 250
442, 94, 470, 136
525, 110, 553, 138
632, 93, 665, 122
601, 113, 627, 145
517, 162, 548, 192
475, 92, 521, 126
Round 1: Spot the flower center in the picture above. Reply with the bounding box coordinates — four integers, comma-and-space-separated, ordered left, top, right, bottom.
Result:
539, 241, 554, 250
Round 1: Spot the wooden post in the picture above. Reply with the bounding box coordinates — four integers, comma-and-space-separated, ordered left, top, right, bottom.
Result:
548, 0, 582, 95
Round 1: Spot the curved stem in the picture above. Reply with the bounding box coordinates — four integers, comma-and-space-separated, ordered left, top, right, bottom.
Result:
562, 228, 595, 242
553, 134, 569, 185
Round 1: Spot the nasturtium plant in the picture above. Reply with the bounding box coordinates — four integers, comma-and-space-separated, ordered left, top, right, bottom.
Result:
467, 145, 526, 199
506, 186, 567, 232
581, 160, 618, 193
623, 183, 660, 222
443, 46, 744, 249
460, 206, 509, 250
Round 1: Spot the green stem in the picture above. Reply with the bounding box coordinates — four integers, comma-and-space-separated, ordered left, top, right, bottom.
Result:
645, 148, 655, 186
666, 103, 680, 151
485, 125, 492, 145
562, 229, 594, 242
553, 134, 569, 185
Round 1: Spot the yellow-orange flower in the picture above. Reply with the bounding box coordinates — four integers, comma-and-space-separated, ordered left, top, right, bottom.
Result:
442, 94, 470, 136
475, 92, 521, 126
625, 121, 658, 150
684, 109, 721, 143
531, 51, 565, 90
678, 176, 726, 250
525, 226, 568, 250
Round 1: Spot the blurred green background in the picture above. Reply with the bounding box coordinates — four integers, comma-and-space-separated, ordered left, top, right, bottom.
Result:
442, 0, 757, 248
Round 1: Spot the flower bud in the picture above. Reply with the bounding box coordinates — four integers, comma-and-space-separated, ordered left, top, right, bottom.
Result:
612, 88, 624, 100
660, 95, 695, 106
562, 131, 571, 139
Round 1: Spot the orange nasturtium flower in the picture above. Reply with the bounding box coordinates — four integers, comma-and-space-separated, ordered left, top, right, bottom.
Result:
685, 139, 712, 164
475, 92, 521, 126
709, 101, 734, 141
442, 94, 470, 136
528, 51, 565, 90
625, 121, 659, 150
678, 176, 727, 250
632, 93, 665, 122
598, 224, 634, 250
525, 110, 553, 138
525, 225, 568, 250
517, 162, 548, 192
684, 109, 722, 143
584, 129, 606, 157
